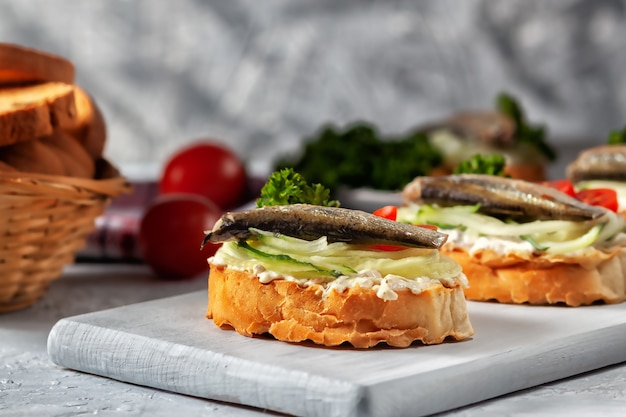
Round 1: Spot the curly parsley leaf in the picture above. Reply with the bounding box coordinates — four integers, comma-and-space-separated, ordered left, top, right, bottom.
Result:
608, 127, 626, 145
256, 168, 340, 208
454, 153, 507, 176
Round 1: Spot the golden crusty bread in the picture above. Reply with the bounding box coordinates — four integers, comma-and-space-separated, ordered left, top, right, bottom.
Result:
502, 163, 546, 183
0, 44, 111, 181
40, 129, 95, 178
61, 84, 92, 132
0, 82, 77, 146
443, 246, 626, 306
207, 263, 474, 348
0, 138, 66, 176
62, 86, 106, 159
80, 96, 106, 160
0, 43, 74, 85
0, 160, 17, 172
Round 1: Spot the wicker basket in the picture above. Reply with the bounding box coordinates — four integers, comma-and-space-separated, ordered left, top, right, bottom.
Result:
0, 168, 131, 313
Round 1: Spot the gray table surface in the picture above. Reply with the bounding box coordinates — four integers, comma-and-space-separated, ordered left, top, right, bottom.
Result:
2, 263, 626, 417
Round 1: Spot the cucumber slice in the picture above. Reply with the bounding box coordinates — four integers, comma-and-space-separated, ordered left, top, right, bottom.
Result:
576, 180, 626, 195
537, 224, 603, 254
415, 207, 583, 237
239, 240, 348, 277
398, 204, 622, 254
213, 231, 462, 282
252, 228, 330, 254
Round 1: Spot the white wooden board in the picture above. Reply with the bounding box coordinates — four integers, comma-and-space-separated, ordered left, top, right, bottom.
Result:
47, 290, 626, 417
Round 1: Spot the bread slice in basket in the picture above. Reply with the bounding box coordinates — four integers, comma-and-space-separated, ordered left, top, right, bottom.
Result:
61, 85, 106, 160
0, 42, 74, 85
0, 82, 77, 146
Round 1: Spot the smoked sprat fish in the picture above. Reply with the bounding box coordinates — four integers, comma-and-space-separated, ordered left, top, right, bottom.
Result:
203, 204, 448, 249
419, 111, 516, 147
566, 145, 626, 183
402, 174, 607, 221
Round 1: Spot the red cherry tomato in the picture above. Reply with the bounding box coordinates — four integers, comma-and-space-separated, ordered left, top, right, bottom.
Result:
373, 205, 398, 221
575, 188, 619, 212
138, 193, 223, 279
540, 179, 576, 197
159, 141, 247, 210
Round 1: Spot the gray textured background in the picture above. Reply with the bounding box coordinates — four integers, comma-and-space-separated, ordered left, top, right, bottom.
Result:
2, 0, 626, 178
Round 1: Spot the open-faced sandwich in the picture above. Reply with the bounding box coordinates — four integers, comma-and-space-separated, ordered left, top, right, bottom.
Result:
202, 169, 474, 348
418, 93, 556, 182
398, 173, 626, 307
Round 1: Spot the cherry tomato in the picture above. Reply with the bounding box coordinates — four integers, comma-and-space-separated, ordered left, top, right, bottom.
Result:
575, 188, 619, 212
138, 193, 223, 279
372, 205, 398, 221
540, 179, 576, 197
160, 141, 247, 210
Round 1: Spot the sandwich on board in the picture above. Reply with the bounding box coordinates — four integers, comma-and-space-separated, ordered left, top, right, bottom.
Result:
203, 169, 474, 348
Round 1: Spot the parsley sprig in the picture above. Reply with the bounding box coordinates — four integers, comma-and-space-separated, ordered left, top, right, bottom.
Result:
454, 154, 507, 176
256, 168, 339, 208
608, 127, 626, 145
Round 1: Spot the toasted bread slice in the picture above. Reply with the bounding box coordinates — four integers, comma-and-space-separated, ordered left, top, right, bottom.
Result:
208, 263, 474, 348
0, 138, 66, 176
0, 160, 17, 172
0, 43, 74, 85
444, 245, 626, 306
63, 86, 106, 159
0, 82, 77, 146
40, 130, 95, 178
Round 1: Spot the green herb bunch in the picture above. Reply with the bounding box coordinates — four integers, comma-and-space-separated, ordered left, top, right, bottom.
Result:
276, 122, 443, 192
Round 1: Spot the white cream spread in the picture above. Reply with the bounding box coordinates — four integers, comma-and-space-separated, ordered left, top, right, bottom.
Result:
443, 227, 626, 257
444, 229, 535, 255
209, 254, 466, 301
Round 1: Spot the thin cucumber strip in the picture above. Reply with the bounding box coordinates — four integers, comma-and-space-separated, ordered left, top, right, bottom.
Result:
537, 224, 603, 255
252, 228, 330, 254
576, 180, 626, 195
238, 240, 341, 277
214, 232, 462, 282
401, 204, 592, 239
595, 211, 625, 243
520, 235, 549, 251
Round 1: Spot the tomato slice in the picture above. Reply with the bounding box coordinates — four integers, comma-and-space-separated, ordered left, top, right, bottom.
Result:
418, 224, 438, 231
369, 244, 403, 251
372, 205, 398, 221
540, 179, 576, 197
371, 206, 437, 251
575, 188, 619, 212
372, 205, 401, 251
